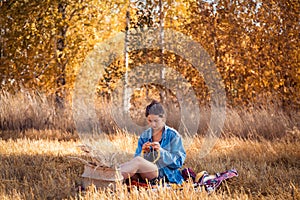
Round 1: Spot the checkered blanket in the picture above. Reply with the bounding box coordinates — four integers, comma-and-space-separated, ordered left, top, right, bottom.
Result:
127, 168, 238, 193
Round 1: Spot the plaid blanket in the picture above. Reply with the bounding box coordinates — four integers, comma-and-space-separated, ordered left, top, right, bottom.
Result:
126, 168, 238, 193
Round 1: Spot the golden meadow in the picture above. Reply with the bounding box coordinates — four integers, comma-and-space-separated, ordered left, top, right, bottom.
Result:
0, 91, 299, 200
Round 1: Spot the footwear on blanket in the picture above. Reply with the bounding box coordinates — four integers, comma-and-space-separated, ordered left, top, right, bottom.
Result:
195, 171, 209, 183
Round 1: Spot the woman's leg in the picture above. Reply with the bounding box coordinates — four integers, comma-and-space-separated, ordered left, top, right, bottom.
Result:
120, 156, 158, 180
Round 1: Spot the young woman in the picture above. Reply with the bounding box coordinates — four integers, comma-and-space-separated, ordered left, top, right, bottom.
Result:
120, 100, 186, 184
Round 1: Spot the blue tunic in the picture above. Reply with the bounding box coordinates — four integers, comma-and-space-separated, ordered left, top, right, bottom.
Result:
134, 125, 186, 184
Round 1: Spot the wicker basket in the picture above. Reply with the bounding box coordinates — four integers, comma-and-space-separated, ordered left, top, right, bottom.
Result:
81, 164, 124, 189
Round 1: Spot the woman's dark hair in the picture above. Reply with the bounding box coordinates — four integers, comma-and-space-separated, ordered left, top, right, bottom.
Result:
145, 100, 165, 117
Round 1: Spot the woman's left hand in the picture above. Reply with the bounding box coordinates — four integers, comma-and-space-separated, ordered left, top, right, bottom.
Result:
151, 142, 160, 151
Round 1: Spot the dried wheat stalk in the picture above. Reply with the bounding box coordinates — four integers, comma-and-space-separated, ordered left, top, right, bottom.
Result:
77, 144, 119, 168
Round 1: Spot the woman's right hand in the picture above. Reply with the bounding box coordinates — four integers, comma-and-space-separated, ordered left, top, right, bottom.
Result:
142, 142, 152, 153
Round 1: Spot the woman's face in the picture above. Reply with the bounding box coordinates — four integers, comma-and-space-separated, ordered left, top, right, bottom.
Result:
147, 114, 165, 132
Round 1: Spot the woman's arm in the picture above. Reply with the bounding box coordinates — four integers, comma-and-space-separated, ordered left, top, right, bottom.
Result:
134, 137, 145, 156
157, 133, 186, 169
134, 130, 152, 157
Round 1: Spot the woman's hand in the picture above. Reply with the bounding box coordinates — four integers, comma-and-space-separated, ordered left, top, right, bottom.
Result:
142, 142, 152, 153
151, 142, 160, 151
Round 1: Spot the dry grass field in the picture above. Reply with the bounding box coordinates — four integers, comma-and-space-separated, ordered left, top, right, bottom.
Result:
0, 92, 299, 199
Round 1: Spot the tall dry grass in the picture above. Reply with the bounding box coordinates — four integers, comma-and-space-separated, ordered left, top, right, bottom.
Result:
0, 90, 299, 140
0, 90, 74, 134
0, 132, 299, 199
0, 91, 299, 199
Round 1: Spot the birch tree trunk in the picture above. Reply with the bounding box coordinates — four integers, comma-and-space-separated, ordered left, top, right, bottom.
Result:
123, 9, 132, 113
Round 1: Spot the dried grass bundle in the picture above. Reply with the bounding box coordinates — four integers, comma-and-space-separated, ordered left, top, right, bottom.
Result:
78, 144, 119, 168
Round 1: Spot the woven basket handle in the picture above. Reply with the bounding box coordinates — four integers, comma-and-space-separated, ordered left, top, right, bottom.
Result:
141, 144, 161, 164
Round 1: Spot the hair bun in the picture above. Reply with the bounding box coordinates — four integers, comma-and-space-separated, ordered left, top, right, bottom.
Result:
145, 100, 165, 117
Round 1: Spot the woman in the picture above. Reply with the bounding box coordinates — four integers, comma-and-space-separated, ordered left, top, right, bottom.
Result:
120, 100, 186, 184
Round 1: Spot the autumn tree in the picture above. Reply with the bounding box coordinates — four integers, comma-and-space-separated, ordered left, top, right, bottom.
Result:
182, 0, 299, 108
0, 0, 299, 110
0, 0, 127, 95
